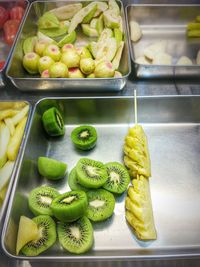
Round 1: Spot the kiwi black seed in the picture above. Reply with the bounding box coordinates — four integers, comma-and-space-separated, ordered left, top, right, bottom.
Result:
103, 162, 130, 194
50, 190, 88, 222
86, 189, 115, 222
57, 216, 93, 254
28, 186, 60, 216
71, 125, 97, 150
76, 158, 108, 189
68, 167, 88, 192
21, 215, 56, 256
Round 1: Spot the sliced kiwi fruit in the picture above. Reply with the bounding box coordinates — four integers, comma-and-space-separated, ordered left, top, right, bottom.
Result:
38, 157, 67, 180
28, 186, 60, 216
57, 216, 93, 254
21, 215, 56, 256
68, 167, 88, 192
103, 162, 130, 194
76, 158, 108, 189
71, 125, 97, 151
42, 107, 65, 137
51, 190, 88, 222
86, 189, 115, 222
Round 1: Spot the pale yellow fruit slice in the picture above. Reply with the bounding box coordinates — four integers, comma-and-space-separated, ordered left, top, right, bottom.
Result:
144, 41, 166, 61
16, 216, 38, 255
176, 56, 193, 65
130, 21, 142, 42
152, 52, 172, 65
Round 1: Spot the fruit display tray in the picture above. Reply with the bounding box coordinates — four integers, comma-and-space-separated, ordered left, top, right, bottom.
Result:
126, 4, 200, 79
6, 0, 131, 92
2, 96, 200, 260
0, 101, 31, 225
0, 0, 29, 86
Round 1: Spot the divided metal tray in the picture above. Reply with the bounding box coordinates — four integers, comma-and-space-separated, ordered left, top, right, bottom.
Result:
6, 0, 131, 92
2, 96, 200, 260
126, 4, 200, 79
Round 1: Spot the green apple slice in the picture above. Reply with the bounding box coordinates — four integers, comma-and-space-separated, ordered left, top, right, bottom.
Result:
38, 12, 60, 30
58, 31, 76, 47
23, 36, 38, 54
112, 41, 124, 70
96, 37, 117, 61
103, 10, 120, 29
82, 24, 99, 37
50, 3, 83, 20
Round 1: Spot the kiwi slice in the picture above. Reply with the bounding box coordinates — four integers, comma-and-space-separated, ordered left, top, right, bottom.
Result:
68, 167, 88, 192
71, 125, 97, 151
57, 216, 93, 254
76, 158, 108, 189
103, 162, 130, 194
51, 190, 88, 222
86, 189, 115, 222
42, 107, 65, 137
28, 186, 60, 216
21, 215, 56, 256
38, 157, 67, 180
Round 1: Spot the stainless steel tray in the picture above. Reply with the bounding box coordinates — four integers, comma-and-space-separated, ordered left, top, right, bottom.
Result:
126, 4, 200, 79
0, 101, 32, 226
6, 0, 131, 92
0, 0, 29, 87
2, 96, 200, 260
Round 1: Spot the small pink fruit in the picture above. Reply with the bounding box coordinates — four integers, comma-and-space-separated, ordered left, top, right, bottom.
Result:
38, 56, 54, 74
61, 44, 75, 53
61, 50, 80, 68
80, 58, 95, 75
49, 62, 68, 78
43, 44, 61, 62
94, 60, 115, 78
41, 69, 50, 78
68, 68, 84, 78
23, 52, 40, 74
34, 41, 48, 56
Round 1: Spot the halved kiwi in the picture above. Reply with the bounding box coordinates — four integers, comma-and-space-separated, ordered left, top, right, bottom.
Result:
50, 190, 88, 222
71, 125, 97, 150
28, 186, 60, 216
57, 216, 93, 254
68, 167, 88, 192
21, 215, 56, 256
103, 162, 130, 194
86, 189, 115, 222
76, 158, 108, 189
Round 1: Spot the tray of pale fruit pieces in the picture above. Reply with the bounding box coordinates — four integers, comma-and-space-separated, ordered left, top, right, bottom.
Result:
126, 4, 200, 78
0, 101, 31, 224
6, 0, 131, 91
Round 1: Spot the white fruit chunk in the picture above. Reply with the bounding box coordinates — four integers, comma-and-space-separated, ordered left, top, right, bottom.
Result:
144, 41, 166, 61
176, 56, 193, 65
130, 21, 142, 42
152, 52, 172, 65
135, 56, 151, 65
16, 216, 39, 255
196, 50, 200, 65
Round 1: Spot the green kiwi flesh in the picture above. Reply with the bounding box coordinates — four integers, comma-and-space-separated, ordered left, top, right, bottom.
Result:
21, 215, 56, 256
76, 158, 108, 189
68, 167, 88, 192
57, 216, 93, 254
103, 162, 130, 194
71, 125, 97, 150
86, 189, 115, 222
28, 186, 60, 216
51, 190, 88, 222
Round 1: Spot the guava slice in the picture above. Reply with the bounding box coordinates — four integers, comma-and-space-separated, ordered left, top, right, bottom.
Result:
112, 41, 124, 70
58, 31, 76, 47
103, 10, 120, 29
40, 23, 68, 38
23, 36, 38, 54
82, 24, 99, 37
38, 12, 60, 29
96, 37, 117, 61
50, 3, 82, 20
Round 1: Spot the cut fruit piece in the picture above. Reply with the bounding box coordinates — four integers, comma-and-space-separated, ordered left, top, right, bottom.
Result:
68, 167, 88, 191
152, 52, 172, 65
76, 158, 108, 189
61, 50, 80, 68
23, 52, 40, 74
50, 3, 83, 20
82, 4, 97, 24
81, 24, 99, 37
87, 41, 98, 58
16, 216, 39, 255
28, 186, 60, 216
144, 41, 166, 61
130, 21, 142, 42
58, 31, 76, 47
98, 28, 113, 43
40, 22, 68, 38
108, 0, 120, 16
103, 10, 120, 29
0, 161, 14, 195
94, 60, 114, 78
80, 58, 95, 75
94, 2, 108, 17
103, 162, 130, 194
0, 122, 10, 168
37, 31, 55, 44
96, 14, 104, 35
51, 190, 88, 222
49, 62, 68, 78
114, 70, 122, 77
79, 47, 92, 59
35, 40, 48, 56
43, 44, 61, 62
71, 125, 97, 150
90, 18, 98, 29
42, 107, 65, 136
38, 157, 67, 180
38, 12, 60, 30
86, 189, 115, 222
21, 215, 56, 256
125, 175, 157, 240
96, 37, 117, 61
135, 56, 151, 65
112, 41, 124, 70
57, 216, 93, 254
114, 28, 123, 47
68, 68, 84, 78
23, 36, 38, 54
176, 56, 193, 65
38, 56, 55, 74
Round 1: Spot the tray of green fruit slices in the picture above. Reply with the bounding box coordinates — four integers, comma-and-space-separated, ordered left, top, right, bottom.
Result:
5, 0, 131, 92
